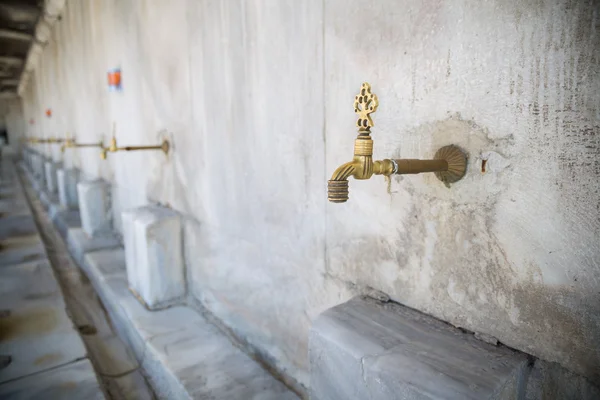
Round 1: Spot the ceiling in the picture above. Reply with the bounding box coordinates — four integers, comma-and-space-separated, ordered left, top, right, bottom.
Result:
0, 0, 42, 95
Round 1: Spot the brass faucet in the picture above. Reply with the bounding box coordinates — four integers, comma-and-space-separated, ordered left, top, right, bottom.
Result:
60, 138, 75, 152
328, 83, 467, 203
100, 135, 170, 160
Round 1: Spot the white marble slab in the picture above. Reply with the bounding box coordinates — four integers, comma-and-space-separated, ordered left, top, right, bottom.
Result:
77, 179, 111, 237
0, 358, 105, 400
57, 168, 79, 209
122, 205, 185, 309
66, 227, 120, 265
83, 248, 298, 399
310, 297, 530, 400
51, 209, 81, 239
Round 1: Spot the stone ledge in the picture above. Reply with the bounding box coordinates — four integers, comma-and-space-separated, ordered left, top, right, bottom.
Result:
310, 296, 529, 400
45, 195, 62, 224
52, 209, 82, 239
38, 188, 60, 215
82, 248, 298, 400
28, 173, 42, 193
19, 163, 35, 187
66, 227, 121, 266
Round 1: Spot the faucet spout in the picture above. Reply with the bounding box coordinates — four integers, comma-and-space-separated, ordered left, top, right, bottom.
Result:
331, 161, 357, 181
328, 161, 357, 203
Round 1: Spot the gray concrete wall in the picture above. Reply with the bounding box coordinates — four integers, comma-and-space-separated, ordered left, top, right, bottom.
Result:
16, 0, 600, 390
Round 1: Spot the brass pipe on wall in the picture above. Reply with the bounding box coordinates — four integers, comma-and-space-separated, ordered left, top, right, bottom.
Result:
29, 137, 65, 144
100, 136, 170, 160
60, 138, 103, 152
327, 83, 467, 203
121, 144, 169, 151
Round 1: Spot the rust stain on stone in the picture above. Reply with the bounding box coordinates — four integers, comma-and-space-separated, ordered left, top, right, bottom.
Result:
22, 253, 42, 262
59, 381, 77, 390
24, 291, 56, 300
0, 235, 39, 251
77, 324, 97, 335
0, 308, 58, 341
34, 352, 62, 366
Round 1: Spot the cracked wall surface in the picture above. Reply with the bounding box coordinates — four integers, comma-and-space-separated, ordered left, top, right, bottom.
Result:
13, 0, 600, 390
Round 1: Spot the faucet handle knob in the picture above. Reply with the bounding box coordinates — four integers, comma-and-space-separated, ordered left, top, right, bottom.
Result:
354, 82, 378, 131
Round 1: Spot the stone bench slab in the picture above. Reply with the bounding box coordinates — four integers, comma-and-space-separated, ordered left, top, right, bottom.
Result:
66, 227, 121, 266
51, 209, 81, 239
310, 297, 529, 400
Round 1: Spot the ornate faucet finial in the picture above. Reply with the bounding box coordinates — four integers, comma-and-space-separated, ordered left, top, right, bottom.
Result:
354, 82, 379, 131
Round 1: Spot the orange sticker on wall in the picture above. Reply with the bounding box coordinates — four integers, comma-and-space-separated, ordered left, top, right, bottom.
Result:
108, 68, 122, 91
45, 109, 52, 117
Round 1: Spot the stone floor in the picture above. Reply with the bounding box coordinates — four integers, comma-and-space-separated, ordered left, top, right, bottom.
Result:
0, 157, 153, 399
0, 159, 104, 399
